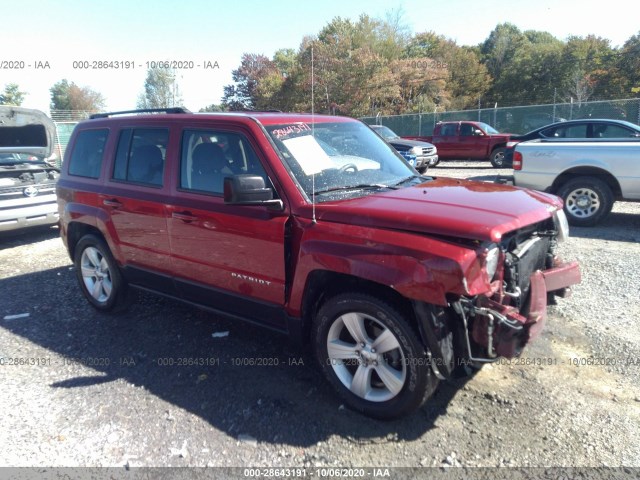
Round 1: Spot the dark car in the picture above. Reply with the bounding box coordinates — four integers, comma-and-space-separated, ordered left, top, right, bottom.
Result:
370, 124, 438, 172
503, 119, 640, 167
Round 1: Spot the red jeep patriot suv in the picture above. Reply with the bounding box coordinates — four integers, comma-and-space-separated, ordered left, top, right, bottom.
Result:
57, 108, 580, 419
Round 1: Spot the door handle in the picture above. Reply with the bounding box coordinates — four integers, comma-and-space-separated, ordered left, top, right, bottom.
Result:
103, 199, 122, 208
172, 211, 198, 222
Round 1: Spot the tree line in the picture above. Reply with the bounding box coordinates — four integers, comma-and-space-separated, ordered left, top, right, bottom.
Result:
1, 16, 638, 117
219, 17, 640, 117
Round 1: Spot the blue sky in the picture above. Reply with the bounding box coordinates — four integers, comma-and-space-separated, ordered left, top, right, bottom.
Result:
3, 0, 639, 112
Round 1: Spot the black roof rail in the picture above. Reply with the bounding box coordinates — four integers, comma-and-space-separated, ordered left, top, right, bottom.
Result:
89, 107, 191, 119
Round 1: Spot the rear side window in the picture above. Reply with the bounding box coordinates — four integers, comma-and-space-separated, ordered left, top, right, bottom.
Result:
68, 129, 108, 178
439, 124, 457, 136
112, 128, 169, 186
180, 129, 268, 194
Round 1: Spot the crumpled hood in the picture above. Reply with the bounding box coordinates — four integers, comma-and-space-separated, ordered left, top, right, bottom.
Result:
0, 106, 55, 158
308, 177, 562, 242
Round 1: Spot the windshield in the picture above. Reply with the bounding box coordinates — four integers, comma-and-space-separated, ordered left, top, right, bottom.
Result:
478, 122, 499, 134
265, 120, 420, 202
372, 125, 399, 140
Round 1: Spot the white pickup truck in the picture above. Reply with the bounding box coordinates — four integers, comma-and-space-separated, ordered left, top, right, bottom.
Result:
512, 138, 640, 226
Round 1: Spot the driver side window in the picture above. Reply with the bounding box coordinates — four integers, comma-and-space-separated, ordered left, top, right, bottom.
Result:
180, 129, 268, 194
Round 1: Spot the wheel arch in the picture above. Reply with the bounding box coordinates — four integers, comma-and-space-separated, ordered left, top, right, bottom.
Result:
66, 222, 107, 261
300, 270, 420, 345
552, 168, 622, 198
490, 142, 508, 153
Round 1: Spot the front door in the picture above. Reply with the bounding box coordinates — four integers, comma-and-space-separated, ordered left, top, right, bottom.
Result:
167, 127, 289, 328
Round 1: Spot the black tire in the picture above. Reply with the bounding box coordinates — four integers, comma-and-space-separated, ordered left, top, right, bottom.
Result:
490, 147, 507, 168
73, 234, 130, 312
313, 293, 438, 419
557, 176, 614, 227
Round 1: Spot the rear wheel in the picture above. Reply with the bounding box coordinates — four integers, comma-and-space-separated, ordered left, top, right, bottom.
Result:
74, 234, 129, 312
490, 147, 507, 168
313, 293, 438, 419
557, 176, 614, 226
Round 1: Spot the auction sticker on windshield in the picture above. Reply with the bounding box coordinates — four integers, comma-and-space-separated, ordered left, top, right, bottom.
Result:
282, 135, 334, 175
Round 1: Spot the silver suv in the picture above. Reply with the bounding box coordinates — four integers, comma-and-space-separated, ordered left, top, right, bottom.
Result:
0, 106, 59, 232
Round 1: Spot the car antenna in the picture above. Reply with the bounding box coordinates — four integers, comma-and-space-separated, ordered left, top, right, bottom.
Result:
311, 42, 317, 225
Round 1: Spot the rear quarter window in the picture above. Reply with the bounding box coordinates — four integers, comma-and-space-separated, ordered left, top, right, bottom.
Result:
68, 129, 109, 178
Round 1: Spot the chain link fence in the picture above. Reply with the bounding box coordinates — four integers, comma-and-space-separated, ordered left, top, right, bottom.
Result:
361, 98, 640, 136
49, 111, 96, 167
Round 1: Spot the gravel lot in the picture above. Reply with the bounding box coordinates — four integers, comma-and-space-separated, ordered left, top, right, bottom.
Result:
1, 160, 639, 473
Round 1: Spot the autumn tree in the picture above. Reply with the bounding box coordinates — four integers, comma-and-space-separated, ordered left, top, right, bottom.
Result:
406, 32, 489, 109
221, 54, 279, 110
137, 67, 183, 109
481, 23, 527, 86
50, 79, 105, 111
558, 35, 614, 103
479, 25, 567, 106
0, 83, 27, 106
221, 14, 451, 117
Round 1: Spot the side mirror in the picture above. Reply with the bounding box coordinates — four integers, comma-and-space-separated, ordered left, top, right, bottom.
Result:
223, 174, 283, 209
474, 129, 484, 136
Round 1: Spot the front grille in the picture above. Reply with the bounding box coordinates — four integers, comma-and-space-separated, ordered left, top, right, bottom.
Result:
502, 223, 554, 311
0, 183, 57, 201
421, 147, 435, 155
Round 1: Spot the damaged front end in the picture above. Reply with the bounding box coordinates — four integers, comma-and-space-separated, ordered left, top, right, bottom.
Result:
453, 209, 580, 362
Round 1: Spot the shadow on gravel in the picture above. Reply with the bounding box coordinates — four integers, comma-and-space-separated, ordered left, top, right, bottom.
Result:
569, 211, 640, 243
0, 225, 60, 250
0, 265, 475, 447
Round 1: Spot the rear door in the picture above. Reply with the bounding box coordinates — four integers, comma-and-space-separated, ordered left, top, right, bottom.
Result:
99, 126, 175, 293
166, 125, 289, 328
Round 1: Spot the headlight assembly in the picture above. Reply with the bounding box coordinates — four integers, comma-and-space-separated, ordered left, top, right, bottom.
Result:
482, 243, 501, 283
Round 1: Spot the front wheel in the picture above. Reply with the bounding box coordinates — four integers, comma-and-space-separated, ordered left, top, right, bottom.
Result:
74, 234, 130, 312
313, 293, 438, 419
490, 147, 507, 168
557, 176, 614, 226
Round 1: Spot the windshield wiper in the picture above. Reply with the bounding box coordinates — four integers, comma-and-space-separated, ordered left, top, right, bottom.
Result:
312, 183, 397, 196
393, 175, 430, 187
